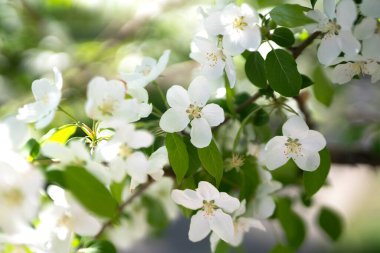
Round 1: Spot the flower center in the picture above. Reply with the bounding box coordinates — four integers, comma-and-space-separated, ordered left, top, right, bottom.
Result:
324, 21, 340, 36
119, 143, 132, 160
98, 99, 118, 116
2, 187, 24, 206
233, 16, 248, 31
141, 66, 152, 76
205, 52, 221, 67
186, 104, 202, 120
227, 154, 245, 171
284, 137, 302, 157
202, 200, 217, 216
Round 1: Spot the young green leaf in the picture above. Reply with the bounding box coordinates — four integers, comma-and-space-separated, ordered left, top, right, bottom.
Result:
198, 140, 224, 185
84, 240, 117, 253
270, 4, 315, 28
184, 138, 201, 176
265, 49, 302, 97
276, 198, 306, 249
301, 74, 314, 89
64, 166, 118, 218
270, 244, 295, 253
313, 66, 335, 106
245, 51, 267, 88
239, 156, 260, 202
23, 138, 40, 160
303, 148, 331, 197
318, 207, 343, 241
41, 124, 77, 144
310, 0, 318, 8
271, 27, 295, 47
165, 133, 189, 183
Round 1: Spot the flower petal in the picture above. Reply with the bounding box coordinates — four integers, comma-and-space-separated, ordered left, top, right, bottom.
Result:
318, 36, 341, 65
201, 104, 224, 127
360, 0, 380, 18
171, 189, 203, 210
188, 76, 211, 107
293, 151, 320, 171
336, 0, 357, 30
223, 35, 245, 56
323, 0, 336, 20
225, 55, 236, 88
332, 62, 358, 84
265, 136, 287, 151
300, 130, 326, 152
263, 145, 289, 171
166, 85, 190, 109
128, 130, 154, 149
189, 210, 212, 242
240, 26, 261, 51
354, 17, 377, 40
253, 196, 276, 219
363, 35, 380, 61
197, 181, 220, 201
159, 108, 189, 133
35, 110, 55, 129
209, 209, 234, 244
215, 192, 240, 213
338, 31, 361, 57
282, 116, 309, 138
190, 118, 212, 148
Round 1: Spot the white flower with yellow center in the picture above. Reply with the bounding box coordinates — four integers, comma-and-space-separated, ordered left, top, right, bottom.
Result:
206, 3, 261, 56
171, 181, 240, 244
85, 77, 152, 122
17, 68, 62, 129
120, 50, 170, 89
306, 0, 361, 65
190, 36, 236, 87
263, 116, 326, 171
159, 76, 224, 148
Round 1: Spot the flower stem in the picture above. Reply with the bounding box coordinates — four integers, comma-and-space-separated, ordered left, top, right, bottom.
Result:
153, 81, 169, 109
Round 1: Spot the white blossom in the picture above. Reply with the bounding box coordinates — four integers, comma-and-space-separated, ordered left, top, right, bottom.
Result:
159, 76, 224, 148
17, 68, 62, 129
263, 116, 326, 171
306, 0, 361, 65
0, 116, 29, 152
85, 77, 152, 122
190, 36, 236, 87
120, 50, 170, 89
171, 181, 240, 243
360, 0, 380, 19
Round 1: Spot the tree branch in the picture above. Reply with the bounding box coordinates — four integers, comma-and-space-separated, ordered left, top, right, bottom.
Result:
290, 31, 321, 59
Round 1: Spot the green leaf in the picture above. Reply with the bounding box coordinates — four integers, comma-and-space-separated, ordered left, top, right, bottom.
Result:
110, 179, 127, 203
270, 244, 295, 253
271, 158, 299, 185
271, 27, 295, 47
64, 166, 118, 218
239, 156, 260, 202
23, 138, 40, 160
318, 207, 343, 241
198, 140, 224, 185
313, 66, 335, 106
41, 124, 77, 144
265, 49, 302, 97
310, 0, 318, 8
46, 169, 66, 188
165, 133, 189, 183
301, 74, 314, 89
303, 148, 331, 197
270, 4, 315, 28
84, 240, 117, 253
276, 198, 306, 249
142, 195, 169, 234
215, 240, 230, 253
253, 108, 269, 126
184, 138, 201, 176
245, 51, 267, 88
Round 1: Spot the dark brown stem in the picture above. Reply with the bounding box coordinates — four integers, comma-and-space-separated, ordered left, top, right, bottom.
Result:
290, 31, 321, 59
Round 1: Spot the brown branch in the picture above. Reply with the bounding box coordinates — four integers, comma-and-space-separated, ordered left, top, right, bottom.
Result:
290, 31, 321, 59
330, 149, 380, 166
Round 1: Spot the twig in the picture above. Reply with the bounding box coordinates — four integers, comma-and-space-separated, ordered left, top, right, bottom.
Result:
289, 31, 321, 59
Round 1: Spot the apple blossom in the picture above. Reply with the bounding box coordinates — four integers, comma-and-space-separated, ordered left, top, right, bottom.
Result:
17, 68, 62, 129
120, 50, 170, 88
171, 181, 240, 243
85, 76, 152, 122
332, 58, 380, 84
360, 0, 380, 19
210, 200, 265, 252
262, 116, 326, 171
0, 116, 29, 151
190, 36, 236, 87
306, 0, 361, 65
159, 76, 224, 148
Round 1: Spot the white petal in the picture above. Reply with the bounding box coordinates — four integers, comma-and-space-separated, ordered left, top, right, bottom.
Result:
363, 35, 380, 61
331, 62, 358, 84
282, 116, 309, 138
188, 76, 211, 107
35, 110, 55, 129
360, 0, 380, 18
166, 85, 190, 109
293, 151, 320, 171
189, 210, 212, 242
204, 11, 224, 36
336, 0, 357, 30
318, 36, 341, 65
240, 26, 261, 51
147, 146, 168, 177
253, 196, 276, 219
17, 101, 48, 122
300, 130, 326, 152
215, 192, 240, 213
41, 143, 73, 164
197, 181, 220, 201
209, 209, 234, 244
53, 67, 63, 90
127, 86, 148, 102
125, 152, 149, 189
324, 0, 336, 20
338, 31, 361, 57
265, 136, 287, 151
171, 189, 203, 210
223, 35, 245, 56
201, 104, 224, 127
128, 129, 154, 149
31, 79, 56, 101
263, 145, 289, 171
190, 118, 212, 148
159, 108, 190, 132
225, 55, 236, 88
210, 232, 220, 253
354, 17, 377, 40
147, 49, 170, 82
